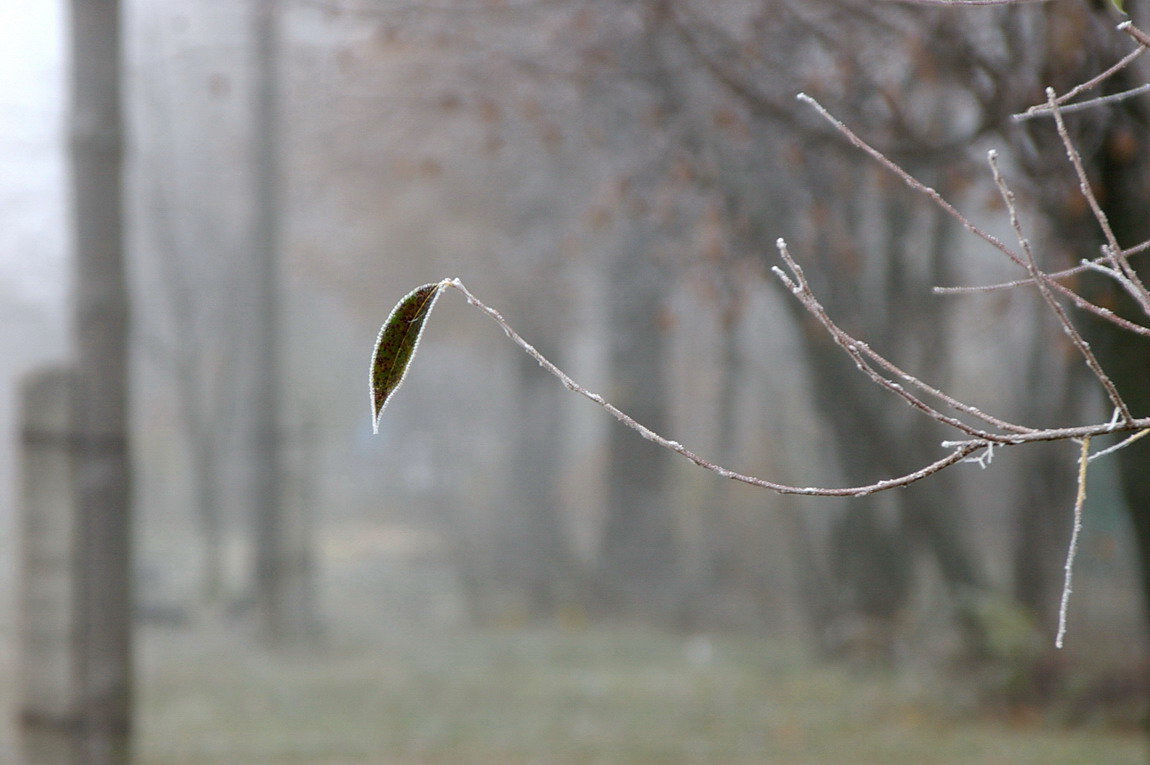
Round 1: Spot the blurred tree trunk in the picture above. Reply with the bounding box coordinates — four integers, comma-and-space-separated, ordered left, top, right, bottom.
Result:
1065, 105, 1150, 627
596, 229, 681, 616
786, 171, 989, 657
1012, 321, 1081, 626
898, 199, 989, 651
505, 342, 576, 615
1080, 71, 1150, 641
194, 436, 227, 604
798, 325, 914, 652
697, 307, 742, 600
250, 0, 314, 645
68, 0, 133, 760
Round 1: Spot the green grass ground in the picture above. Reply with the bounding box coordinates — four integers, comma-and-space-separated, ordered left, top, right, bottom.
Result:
135, 622, 1147, 764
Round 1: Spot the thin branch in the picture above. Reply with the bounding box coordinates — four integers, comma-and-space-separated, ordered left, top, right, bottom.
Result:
856, 341, 1035, 434
935, 237, 1150, 294
933, 244, 1148, 295
941, 414, 1150, 446
1047, 88, 1150, 316
420, 277, 1150, 507
1056, 437, 1091, 649
1013, 43, 1147, 120
988, 149, 1133, 423
442, 278, 982, 496
772, 240, 1033, 439
1014, 84, 1150, 122
798, 92, 1150, 339
1121, 21, 1150, 48
1125, 239, 1150, 259
1089, 428, 1150, 462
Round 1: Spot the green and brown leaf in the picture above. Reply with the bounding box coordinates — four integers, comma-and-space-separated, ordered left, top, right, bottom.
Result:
370, 281, 446, 433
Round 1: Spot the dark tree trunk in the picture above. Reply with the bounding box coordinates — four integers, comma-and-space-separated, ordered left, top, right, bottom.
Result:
68, 0, 133, 760
1026, 2, 1150, 638
695, 310, 744, 604
1090, 105, 1150, 634
780, 168, 989, 657
597, 231, 681, 617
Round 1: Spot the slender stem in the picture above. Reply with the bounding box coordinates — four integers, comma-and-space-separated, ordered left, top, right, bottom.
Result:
1014, 84, 1150, 122
1089, 428, 1150, 462
934, 238, 1150, 295
988, 150, 1133, 423
797, 93, 1150, 339
1056, 437, 1091, 649
1013, 45, 1147, 121
444, 278, 981, 496
437, 279, 1150, 498
1047, 88, 1150, 317
772, 240, 1033, 439
1121, 21, 1150, 48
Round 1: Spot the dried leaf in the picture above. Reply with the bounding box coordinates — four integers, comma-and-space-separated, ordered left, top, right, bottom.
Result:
370, 282, 446, 433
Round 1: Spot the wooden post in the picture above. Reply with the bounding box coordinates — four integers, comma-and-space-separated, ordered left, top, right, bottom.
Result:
18, 368, 81, 763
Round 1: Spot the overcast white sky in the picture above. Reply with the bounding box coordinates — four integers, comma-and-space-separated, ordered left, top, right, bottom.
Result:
0, 2, 67, 308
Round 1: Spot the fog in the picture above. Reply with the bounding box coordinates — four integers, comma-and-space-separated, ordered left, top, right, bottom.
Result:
3, 1, 1149, 762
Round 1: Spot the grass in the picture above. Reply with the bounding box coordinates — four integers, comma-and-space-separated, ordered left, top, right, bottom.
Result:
135, 620, 1148, 764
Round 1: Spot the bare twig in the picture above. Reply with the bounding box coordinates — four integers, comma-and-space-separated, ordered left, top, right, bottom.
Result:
1125, 239, 1150, 259
855, 342, 1035, 434
1089, 428, 1150, 462
399, 278, 1150, 502
1047, 88, 1150, 317
1056, 437, 1091, 649
772, 240, 1033, 439
797, 93, 1150, 339
935, 237, 1150, 294
988, 149, 1133, 423
441, 278, 984, 496
1121, 21, 1150, 48
1013, 42, 1147, 120
939, 416, 1150, 447
933, 244, 1149, 295
1014, 84, 1150, 122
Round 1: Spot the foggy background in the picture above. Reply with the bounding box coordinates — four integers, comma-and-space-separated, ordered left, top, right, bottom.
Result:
2, 1, 1149, 762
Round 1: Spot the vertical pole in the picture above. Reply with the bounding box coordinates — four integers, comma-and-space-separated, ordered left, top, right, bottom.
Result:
68, 0, 133, 761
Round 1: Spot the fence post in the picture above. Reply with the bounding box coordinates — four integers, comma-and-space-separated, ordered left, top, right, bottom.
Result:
18, 367, 81, 763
